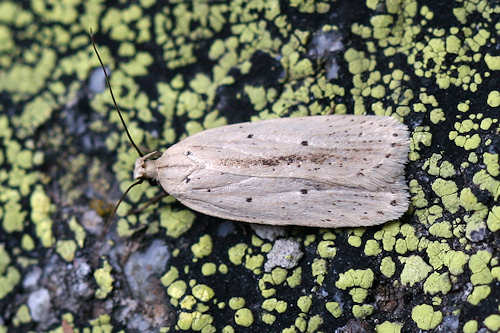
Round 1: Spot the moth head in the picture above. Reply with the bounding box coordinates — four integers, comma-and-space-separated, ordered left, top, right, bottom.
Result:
134, 151, 162, 181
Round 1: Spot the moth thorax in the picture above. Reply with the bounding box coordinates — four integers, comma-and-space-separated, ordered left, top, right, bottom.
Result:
133, 152, 159, 181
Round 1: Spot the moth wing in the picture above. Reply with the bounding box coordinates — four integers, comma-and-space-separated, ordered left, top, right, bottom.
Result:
172, 169, 408, 227
157, 115, 409, 227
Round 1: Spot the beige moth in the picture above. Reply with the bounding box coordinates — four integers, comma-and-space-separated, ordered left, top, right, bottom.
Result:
91, 35, 409, 228
134, 115, 409, 227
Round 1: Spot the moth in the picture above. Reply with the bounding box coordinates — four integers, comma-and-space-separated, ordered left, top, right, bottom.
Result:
91, 36, 409, 228
134, 115, 409, 227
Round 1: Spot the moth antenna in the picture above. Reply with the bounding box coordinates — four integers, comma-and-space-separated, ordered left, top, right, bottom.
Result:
105, 179, 144, 230
89, 29, 144, 157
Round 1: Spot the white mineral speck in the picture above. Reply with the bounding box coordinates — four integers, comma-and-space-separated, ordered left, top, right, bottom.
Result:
28, 288, 51, 322
264, 238, 303, 272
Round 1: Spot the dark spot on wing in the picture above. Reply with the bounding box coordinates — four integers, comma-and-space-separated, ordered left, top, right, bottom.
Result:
220, 152, 339, 167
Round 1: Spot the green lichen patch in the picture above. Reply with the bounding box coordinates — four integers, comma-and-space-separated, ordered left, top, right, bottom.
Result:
0, 244, 21, 299
12, 304, 31, 326
325, 301, 342, 319
469, 250, 493, 286
375, 321, 403, 333
380, 256, 396, 278
411, 304, 443, 330
352, 304, 374, 319
55, 240, 77, 262
228, 243, 248, 266
423, 272, 452, 295
94, 260, 114, 299
467, 285, 491, 305
400, 255, 432, 287
484, 314, 500, 332
191, 234, 213, 259
160, 206, 196, 238
192, 284, 215, 302
486, 206, 500, 232
177, 311, 213, 331
316, 240, 337, 258
336, 268, 374, 290
167, 280, 187, 302
234, 308, 254, 327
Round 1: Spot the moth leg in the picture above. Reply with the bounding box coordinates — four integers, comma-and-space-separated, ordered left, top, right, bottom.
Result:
127, 191, 168, 215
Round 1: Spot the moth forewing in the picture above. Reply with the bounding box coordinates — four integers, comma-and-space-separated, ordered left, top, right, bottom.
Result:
134, 115, 409, 227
